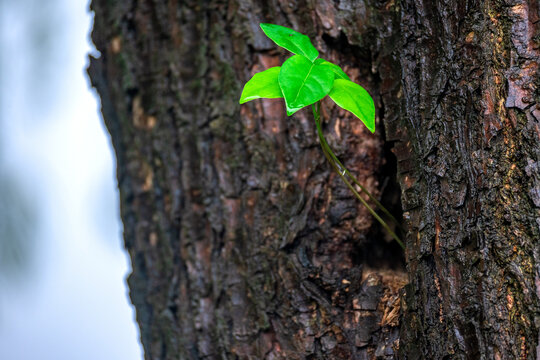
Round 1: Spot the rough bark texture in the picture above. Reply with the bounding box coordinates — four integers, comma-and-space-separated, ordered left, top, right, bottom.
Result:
88, 0, 540, 359
89, 1, 405, 359
396, 0, 540, 359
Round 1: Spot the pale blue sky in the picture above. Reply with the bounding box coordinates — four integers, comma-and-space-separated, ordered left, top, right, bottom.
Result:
0, 0, 143, 358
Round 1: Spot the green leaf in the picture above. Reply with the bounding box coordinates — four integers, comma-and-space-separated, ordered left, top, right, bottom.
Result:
315, 59, 350, 80
260, 23, 319, 62
239, 67, 283, 104
278, 55, 334, 115
285, 104, 305, 117
328, 79, 375, 133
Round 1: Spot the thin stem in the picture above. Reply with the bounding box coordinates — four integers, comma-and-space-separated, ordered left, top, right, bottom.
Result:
312, 102, 405, 249
317, 122, 404, 232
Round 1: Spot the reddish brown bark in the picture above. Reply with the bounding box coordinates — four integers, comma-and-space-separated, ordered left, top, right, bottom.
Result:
88, 0, 540, 359
89, 1, 405, 359
396, 1, 540, 358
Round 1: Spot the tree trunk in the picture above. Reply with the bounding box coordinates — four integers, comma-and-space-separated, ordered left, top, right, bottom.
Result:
88, 0, 539, 359
397, 1, 540, 359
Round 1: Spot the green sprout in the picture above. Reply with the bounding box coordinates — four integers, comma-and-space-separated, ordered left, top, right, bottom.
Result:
239, 23, 404, 248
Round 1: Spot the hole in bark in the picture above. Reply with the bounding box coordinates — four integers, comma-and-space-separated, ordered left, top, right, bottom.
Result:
354, 78, 406, 270
321, 28, 405, 270
359, 140, 406, 270
321, 31, 372, 63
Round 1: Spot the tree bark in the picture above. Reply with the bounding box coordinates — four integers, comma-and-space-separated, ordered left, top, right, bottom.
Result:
88, 0, 539, 359
396, 1, 540, 359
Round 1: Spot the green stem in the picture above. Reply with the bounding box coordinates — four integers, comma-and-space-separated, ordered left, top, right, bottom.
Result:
317, 122, 404, 232
312, 102, 405, 249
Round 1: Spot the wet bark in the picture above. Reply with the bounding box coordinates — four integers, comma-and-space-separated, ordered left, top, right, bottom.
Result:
396, 0, 540, 359
89, 1, 405, 359
88, 0, 540, 359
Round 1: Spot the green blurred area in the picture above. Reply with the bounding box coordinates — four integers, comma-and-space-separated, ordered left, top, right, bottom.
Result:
0, 0, 64, 281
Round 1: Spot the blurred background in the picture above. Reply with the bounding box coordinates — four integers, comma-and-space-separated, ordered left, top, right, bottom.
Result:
0, 0, 143, 358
